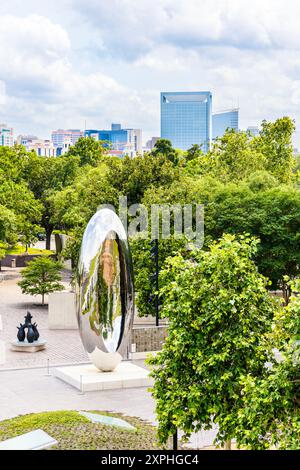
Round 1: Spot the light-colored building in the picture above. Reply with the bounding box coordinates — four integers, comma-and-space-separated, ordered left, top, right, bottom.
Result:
0, 124, 14, 147
26, 138, 56, 157
17, 135, 38, 146
247, 126, 260, 138
145, 137, 160, 151
85, 124, 142, 158
212, 108, 239, 139
51, 129, 83, 155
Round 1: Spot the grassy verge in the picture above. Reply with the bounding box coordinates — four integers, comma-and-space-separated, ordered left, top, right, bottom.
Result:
0, 244, 54, 256
0, 410, 171, 450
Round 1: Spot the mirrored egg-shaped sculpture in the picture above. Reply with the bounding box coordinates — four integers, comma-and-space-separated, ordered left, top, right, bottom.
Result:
75, 208, 134, 371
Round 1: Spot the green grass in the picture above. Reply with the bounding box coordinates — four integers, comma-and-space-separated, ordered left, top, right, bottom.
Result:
1, 244, 54, 256
0, 410, 171, 450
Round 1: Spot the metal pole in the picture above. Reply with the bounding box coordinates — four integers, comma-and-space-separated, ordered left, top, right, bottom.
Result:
47, 358, 50, 376
155, 239, 159, 327
79, 374, 84, 395
173, 429, 178, 451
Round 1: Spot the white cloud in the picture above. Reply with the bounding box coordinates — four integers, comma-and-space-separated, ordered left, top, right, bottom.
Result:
0, 13, 155, 136
72, 0, 300, 57
1, 1, 300, 144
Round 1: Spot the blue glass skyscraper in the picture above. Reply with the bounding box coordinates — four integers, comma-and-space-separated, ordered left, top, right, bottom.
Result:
212, 109, 239, 140
160, 91, 212, 152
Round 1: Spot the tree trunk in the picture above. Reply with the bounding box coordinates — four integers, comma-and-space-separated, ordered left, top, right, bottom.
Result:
46, 228, 52, 251
42, 293, 44, 306
282, 283, 291, 306
224, 440, 231, 450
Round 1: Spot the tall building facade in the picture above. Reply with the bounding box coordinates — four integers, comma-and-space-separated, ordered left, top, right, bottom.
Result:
0, 124, 14, 147
212, 108, 239, 139
85, 124, 142, 158
160, 91, 212, 152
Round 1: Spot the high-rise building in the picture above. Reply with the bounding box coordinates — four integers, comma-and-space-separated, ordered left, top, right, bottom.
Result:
212, 108, 239, 139
247, 126, 260, 138
0, 124, 14, 147
85, 124, 142, 158
160, 91, 212, 152
51, 129, 84, 154
145, 137, 160, 151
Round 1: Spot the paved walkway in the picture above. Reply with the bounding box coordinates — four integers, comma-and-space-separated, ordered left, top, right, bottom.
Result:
0, 365, 218, 449
0, 264, 218, 449
0, 267, 88, 370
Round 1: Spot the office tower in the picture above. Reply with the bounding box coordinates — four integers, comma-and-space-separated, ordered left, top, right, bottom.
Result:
212, 108, 239, 139
0, 124, 14, 147
85, 124, 142, 158
160, 91, 212, 152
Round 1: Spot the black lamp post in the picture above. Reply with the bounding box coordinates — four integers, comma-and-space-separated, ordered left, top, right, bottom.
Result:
150, 239, 159, 327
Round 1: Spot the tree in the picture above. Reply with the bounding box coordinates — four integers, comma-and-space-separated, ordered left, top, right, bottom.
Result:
148, 234, 276, 447
22, 152, 80, 249
186, 129, 265, 182
186, 144, 203, 162
105, 153, 179, 205
0, 205, 18, 271
205, 182, 300, 300
234, 278, 300, 449
18, 256, 64, 305
65, 136, 106, 167
255, 117, 296, 183
151, 139, 179, 165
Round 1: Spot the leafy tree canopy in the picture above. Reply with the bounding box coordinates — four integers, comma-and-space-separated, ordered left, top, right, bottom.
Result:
148, 234, 276, 446
18, 256, 64, 305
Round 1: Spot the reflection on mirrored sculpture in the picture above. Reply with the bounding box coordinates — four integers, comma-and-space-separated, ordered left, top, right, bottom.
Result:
75, 208, 134, 371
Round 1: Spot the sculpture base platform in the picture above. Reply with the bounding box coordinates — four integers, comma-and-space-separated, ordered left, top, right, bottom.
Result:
54, 362, 153, 392
10, 340, 47, 353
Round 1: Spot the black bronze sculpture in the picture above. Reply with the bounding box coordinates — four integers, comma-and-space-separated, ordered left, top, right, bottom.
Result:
16, 312, 40, 343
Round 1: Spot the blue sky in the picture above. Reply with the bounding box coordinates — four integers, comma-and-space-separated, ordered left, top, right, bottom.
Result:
1, 0, 300, 144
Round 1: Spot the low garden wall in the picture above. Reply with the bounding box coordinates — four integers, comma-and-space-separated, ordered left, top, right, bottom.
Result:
131, 325, 167, 354
1, 253, 56, 268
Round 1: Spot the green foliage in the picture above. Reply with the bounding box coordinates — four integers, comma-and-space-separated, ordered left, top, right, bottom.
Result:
106, 153, 178, 205
18, 256, 64, 305
0, 205, 17, 245
186, 144, 203, 162
151, 138, 178, 165
131, 237, 187, 317
143, 174, 300, 295
254, 117, 296, 183
234, 278, 300, 449
148, 234, 276, 445
65, 136, 106, 167
185, 129, 265, 182
50, 165, 116, 231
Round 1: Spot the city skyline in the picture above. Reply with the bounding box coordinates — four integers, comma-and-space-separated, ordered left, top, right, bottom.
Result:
1, 1, 300, 144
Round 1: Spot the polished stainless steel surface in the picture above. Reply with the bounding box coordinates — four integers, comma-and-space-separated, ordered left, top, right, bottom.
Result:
75, 209, 134, 371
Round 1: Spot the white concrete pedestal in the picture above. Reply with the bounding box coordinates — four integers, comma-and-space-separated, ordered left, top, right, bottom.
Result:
48, 291, 77, 330
55, 362, 153, 392
10, 340, 47, 352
